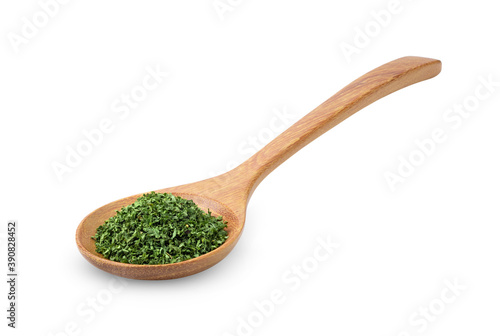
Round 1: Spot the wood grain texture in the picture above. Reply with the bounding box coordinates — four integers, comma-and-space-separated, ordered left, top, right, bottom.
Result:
76, 56, 441, 280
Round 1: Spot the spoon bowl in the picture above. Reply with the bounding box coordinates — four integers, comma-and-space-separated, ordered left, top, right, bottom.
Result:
76, 185, 244, 280
76, 56, 442, 280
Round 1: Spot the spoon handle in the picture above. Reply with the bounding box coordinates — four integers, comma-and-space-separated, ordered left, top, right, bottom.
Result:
236, 56, 441, 197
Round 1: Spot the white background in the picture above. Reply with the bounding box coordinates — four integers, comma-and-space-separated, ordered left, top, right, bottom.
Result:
1, 1, 499, 335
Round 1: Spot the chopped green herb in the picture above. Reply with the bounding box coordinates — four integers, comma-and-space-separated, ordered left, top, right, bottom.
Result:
92, 192, 228, 265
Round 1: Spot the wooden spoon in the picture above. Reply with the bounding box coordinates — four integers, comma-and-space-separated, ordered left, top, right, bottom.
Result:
76, 56, 441, 280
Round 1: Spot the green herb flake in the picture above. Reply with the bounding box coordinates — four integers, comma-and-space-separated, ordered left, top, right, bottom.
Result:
92, 192, 228, 265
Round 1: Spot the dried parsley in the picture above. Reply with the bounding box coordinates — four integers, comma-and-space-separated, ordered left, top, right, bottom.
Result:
92, 192, 228, 265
